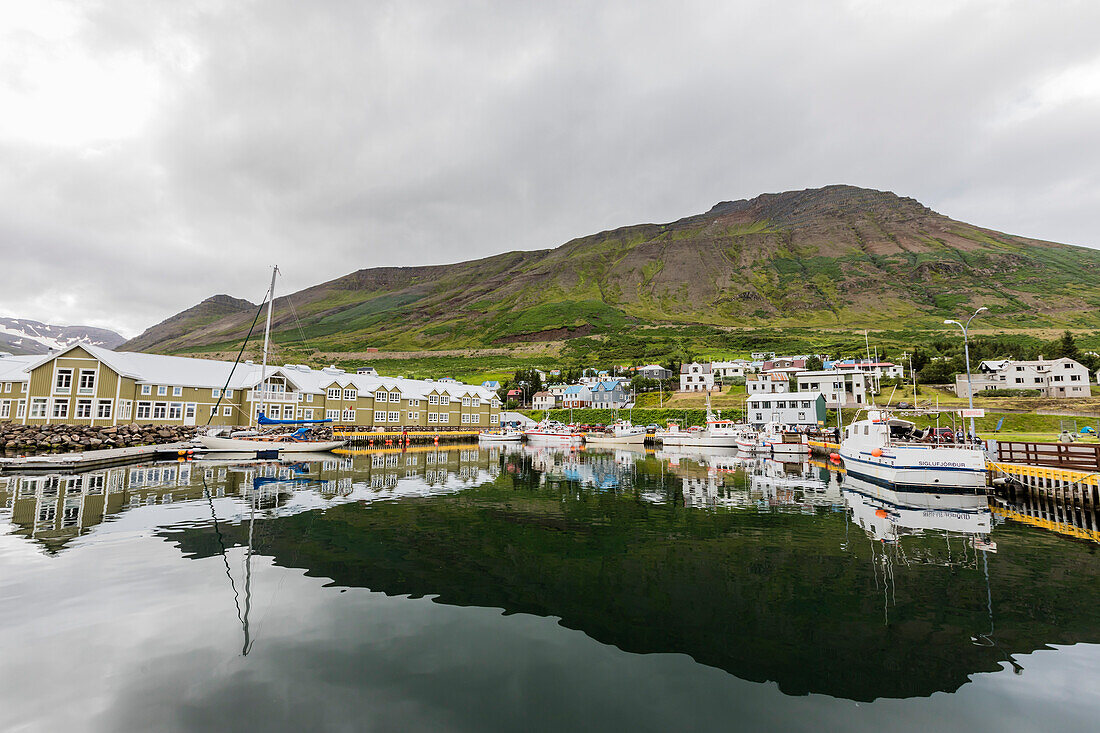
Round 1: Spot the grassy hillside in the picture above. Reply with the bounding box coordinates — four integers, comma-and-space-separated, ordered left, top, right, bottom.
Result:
124, 185, 1100, 354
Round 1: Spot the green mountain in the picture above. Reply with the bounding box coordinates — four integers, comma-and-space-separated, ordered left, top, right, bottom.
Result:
123, 185, 1100, 353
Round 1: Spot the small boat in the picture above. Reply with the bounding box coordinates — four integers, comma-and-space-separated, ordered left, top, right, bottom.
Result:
478, 429, 524, 443
524, 420, 584, 445
735, 429, 761, 453
196, 266, 345, 455
655, 394, 747, 448
758, 422, 809, 458
198, 430, 345, 453
584, 421, 647, 447
839, 409, 987, 492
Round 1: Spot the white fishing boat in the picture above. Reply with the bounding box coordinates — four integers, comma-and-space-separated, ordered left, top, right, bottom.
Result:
197, 266, 346, 455
524, 420, 584, 445
584, 421, 647, 447
655, 395, 747, 448
477, 429, 524, 443
735, 429, 761, 453
839, 409, 987, 492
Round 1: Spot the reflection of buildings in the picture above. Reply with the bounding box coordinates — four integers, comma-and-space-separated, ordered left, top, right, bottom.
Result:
522, 445, 640, 493
744, 458, 842, 512
0, 446, 502, 554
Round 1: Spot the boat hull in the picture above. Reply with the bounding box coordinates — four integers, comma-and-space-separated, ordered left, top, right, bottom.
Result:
584, 433, 646, 447
524, 431, 584, 445
658, 434, 741, 448
839, 445, 987, 492
478, 433, 523, 443
197, 435, 346, 453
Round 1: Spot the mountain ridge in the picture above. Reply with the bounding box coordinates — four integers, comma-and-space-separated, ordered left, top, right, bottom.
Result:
0, 317, 126, 355
122, 185, 1100, 354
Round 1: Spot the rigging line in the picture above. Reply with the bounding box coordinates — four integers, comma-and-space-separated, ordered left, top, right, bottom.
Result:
202, 473, 245, 627
206, 297, 270, 427
285, 294, 308, 344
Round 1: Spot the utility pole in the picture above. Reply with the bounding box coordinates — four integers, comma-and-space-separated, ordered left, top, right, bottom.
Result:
944, 306, 988, 439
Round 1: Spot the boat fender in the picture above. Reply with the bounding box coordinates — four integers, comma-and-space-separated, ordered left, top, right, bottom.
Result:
875, 509, 888, 518
829, 452, 841, 461
871, 448, 883, 457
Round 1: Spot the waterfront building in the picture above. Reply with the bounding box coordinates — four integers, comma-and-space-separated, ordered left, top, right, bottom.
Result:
635, 364, 672, 381
827, 359, 904, 380
711, 360, 752, 380
959, 357, 1092, 398
796, 370, 869, 408
561, 384, 592, 408
531, 391, 557, 411
0, 345, 500, 429
745, 393, 827, 428
590, 380, 630, 409
680, 362, 715, 392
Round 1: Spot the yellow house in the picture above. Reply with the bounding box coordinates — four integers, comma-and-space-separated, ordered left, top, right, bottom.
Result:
0, 345, 500, 429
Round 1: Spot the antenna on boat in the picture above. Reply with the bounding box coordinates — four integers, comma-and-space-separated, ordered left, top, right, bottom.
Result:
257, 265, 280, 428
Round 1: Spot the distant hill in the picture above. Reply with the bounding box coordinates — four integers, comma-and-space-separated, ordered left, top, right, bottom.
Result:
0, 317, 126, 355
123, 185, 1100, 354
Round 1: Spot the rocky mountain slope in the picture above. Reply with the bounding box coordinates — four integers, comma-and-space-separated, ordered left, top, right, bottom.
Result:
0, 317, 125, 355
123, 185, 1100, 353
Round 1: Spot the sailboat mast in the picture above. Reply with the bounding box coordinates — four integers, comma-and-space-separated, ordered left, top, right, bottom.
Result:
257, 265, 279, 426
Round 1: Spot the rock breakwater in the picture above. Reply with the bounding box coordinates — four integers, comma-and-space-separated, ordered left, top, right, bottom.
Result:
0, 422, 200, 453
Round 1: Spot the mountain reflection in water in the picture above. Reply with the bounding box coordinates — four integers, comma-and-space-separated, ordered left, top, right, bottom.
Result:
2, 443, 1100, 730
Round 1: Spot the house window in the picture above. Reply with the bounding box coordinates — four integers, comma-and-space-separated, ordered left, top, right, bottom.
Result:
152, 403, 168, 420
472, 413, 481, 423
78, 369, 96, 394
327, 388, 341, 399
342, 409, 356, 422
52, 399, 69, 419
2, 383, 9, 393
225, 390, 233, 398
407, 411, 417, 421
212, 388, 221, 398
306, 394, 314, 402
303, 409, 313, 419
326, 409, 340, 420
118, 401, 132, 420
0, 401, 8, 419
223, 406, 233, 416
439, 396, 450, 406
390, 392, 401, 403
141, 384, 152, 395
156, 385, 167, 396
374, 410, 386, 422
28, 398, 47, 418
54, 369, 73, 394
387, 411, 399, 422
461, 413, 470, 423
472, 398, 480, 408
168, 403, 183, 420
172, 386, 183, 397
462, 397, 471, 407
96, 400, 112, 419
428, 412, 437, 423
136, 402, 152, 420
16, 400, 26, 419
344, 389, 357, 401
429, 394, 439, 405
375, 390, 387, 402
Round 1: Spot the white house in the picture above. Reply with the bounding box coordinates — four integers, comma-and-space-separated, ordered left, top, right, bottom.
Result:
796, 370, 869, 408
561, 384, 593, 408
531, 391, 556, 411
711, 360, 752, 380
680, 362, 715, 392
958, 357, 1092, 398
746, 373, 791, 394
746, 393, 828, 428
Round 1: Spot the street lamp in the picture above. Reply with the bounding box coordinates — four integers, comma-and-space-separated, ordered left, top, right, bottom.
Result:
944, 306, 988, 440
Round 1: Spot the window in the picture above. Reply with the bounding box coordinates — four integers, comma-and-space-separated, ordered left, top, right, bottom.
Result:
118, 401, 132, 420
428, 412, 437, 423
303, 409, 313, 419
212, 388, 221, 398
388, 411, 399, 422
327, 387, 341, 399
375, 390, 387, 402
374, 410, 386, 422
473, 413, 481, 423
223, 406, 233, 416
472, 398, 480, 408
1054, 375, 1063, 382
16, 400, 26, 418
326, 409, 340, 420
461, 413, 470, 423
462, 397, 471, 407
96, 400, 112, 419
390, 392, 401, 403
210, 405, 219, 416
2, 382, 9, 393
152, 403, 168, 420
76, 371, 97, 394
136, 402, 152, 420
342, 409, 356, 421
344, 389, 357, 401
439, 396, 450, 406
1072, 375, 1081, 381
54, 369, 73, 394
168, 403, 183, 420
52, 399, 69, 419
153, 385, 166, 396
0, 401, 8, 419
172, 386, 183, 397
428, 394, 439, 405
306, 394, 314, 402
225, 389, 233, 398
141, 384, 152, 395
407, 411, 418, 421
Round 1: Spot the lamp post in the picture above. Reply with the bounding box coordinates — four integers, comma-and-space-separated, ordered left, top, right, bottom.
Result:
944, 307, 988, 440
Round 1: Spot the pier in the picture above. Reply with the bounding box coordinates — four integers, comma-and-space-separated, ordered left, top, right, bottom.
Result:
0, 442, 197, 474
332, 429, 482, 446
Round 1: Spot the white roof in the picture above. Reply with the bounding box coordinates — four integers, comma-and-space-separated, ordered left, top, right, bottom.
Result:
0, 354, 36, 382
747, 392, 824, 404
17, 345, 498, 401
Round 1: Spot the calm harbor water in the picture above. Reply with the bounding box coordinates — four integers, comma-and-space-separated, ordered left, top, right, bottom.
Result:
2, 444, 1099, 732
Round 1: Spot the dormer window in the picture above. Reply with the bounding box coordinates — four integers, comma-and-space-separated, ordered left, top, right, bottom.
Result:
375, 390, 387, 402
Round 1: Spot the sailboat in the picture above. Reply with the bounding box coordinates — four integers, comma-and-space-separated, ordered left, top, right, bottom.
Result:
198, 266, 346, 454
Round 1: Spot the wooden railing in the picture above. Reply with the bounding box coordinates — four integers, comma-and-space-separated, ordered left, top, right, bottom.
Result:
995, 441, 1100, 470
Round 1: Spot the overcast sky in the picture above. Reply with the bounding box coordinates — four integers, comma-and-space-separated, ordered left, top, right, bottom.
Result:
2, 0, 1099, 337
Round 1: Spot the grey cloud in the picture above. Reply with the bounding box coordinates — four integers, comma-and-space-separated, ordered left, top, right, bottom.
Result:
1, 0, 1098, 335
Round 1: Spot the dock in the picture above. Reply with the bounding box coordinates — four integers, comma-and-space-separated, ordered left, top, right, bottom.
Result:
332, 429, 482, 446
0, 442, 197, 474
